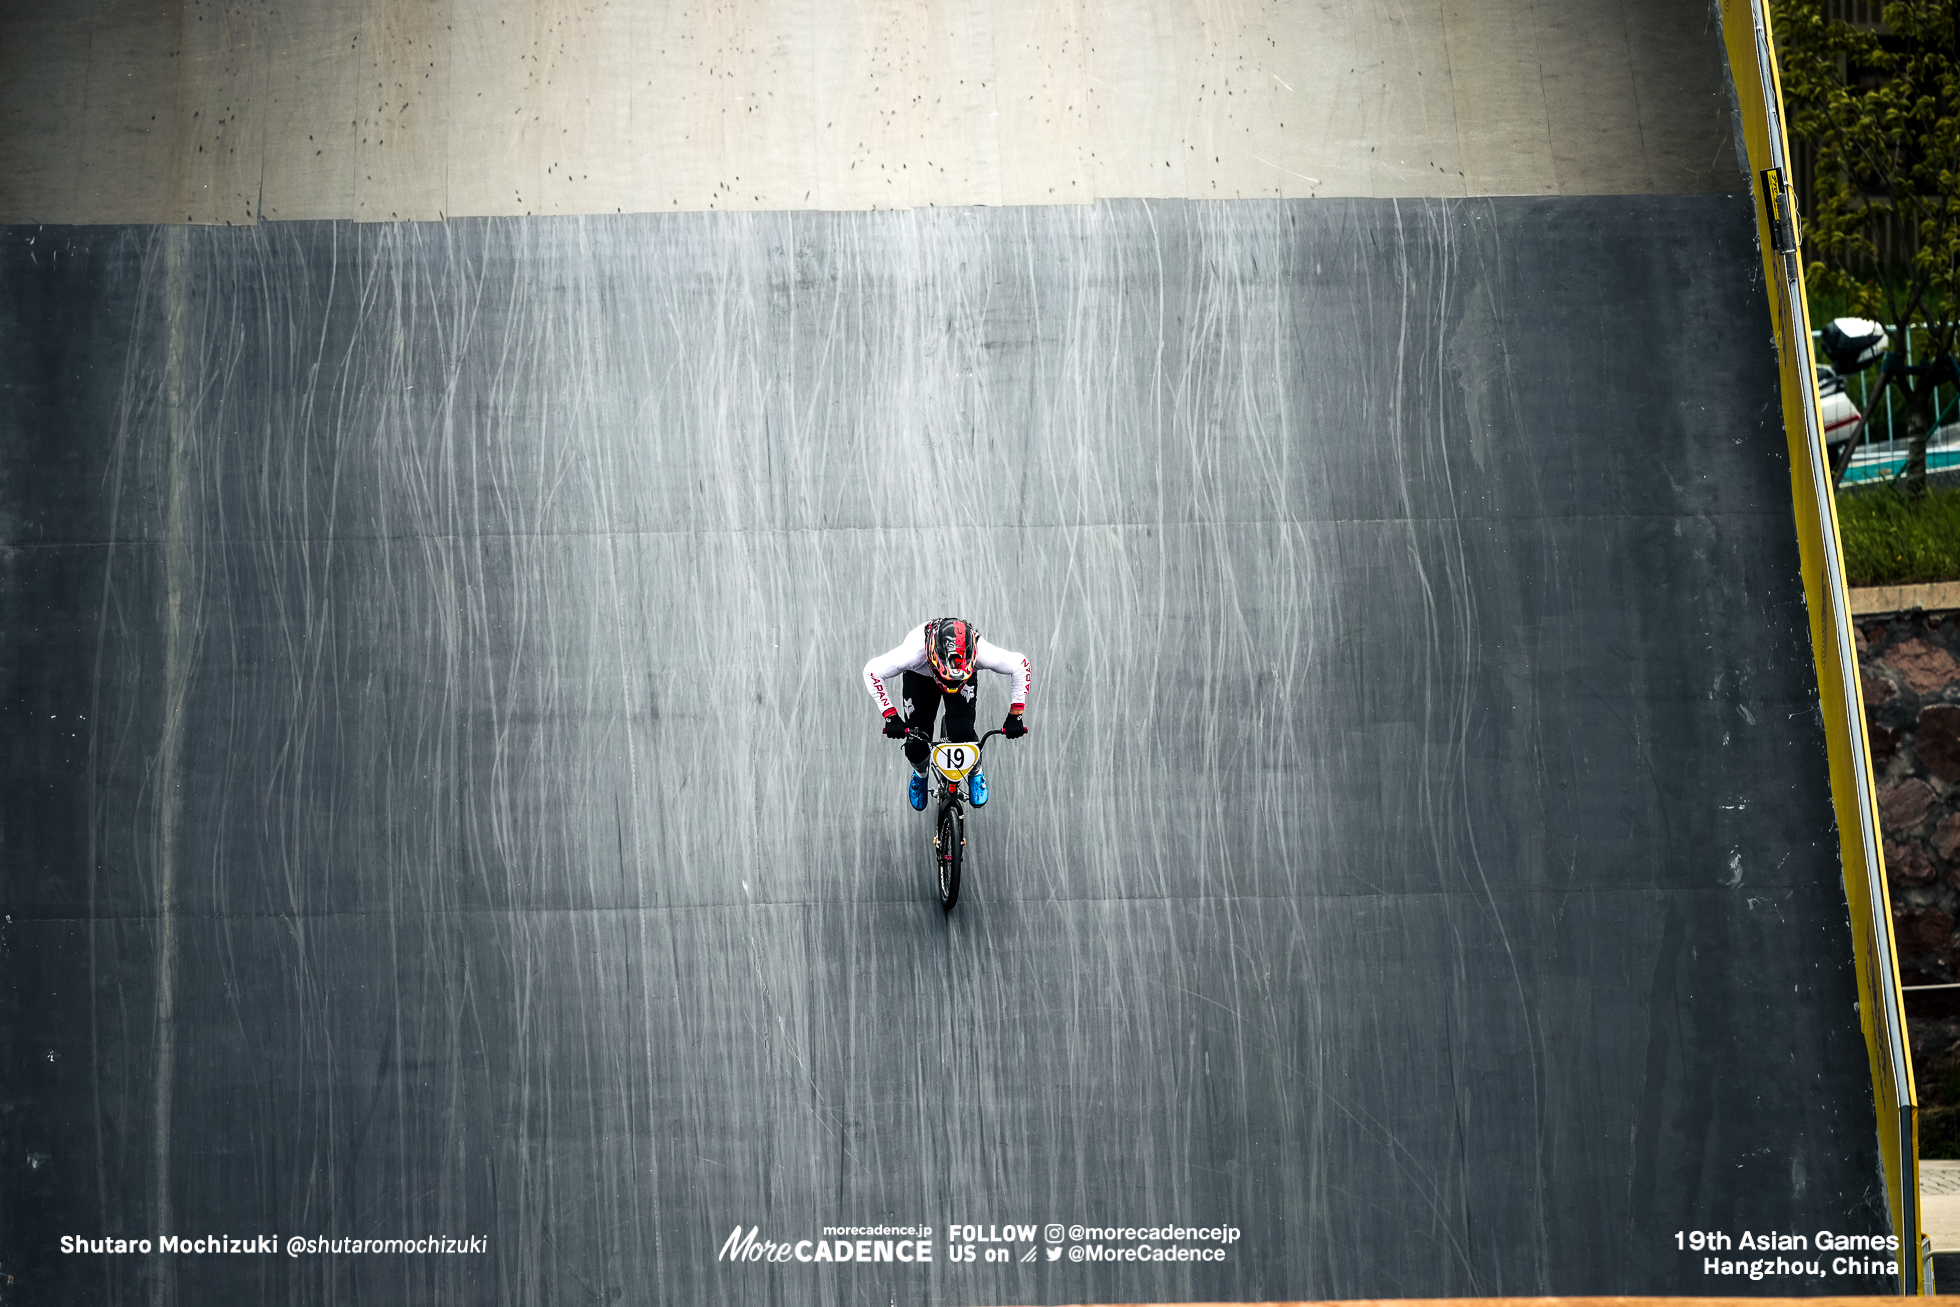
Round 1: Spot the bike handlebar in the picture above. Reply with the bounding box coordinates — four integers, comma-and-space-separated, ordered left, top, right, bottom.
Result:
903, 727, 1007, 749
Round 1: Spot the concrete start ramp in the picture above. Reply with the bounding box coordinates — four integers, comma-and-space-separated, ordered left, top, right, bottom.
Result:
0, 193, 1893, 1304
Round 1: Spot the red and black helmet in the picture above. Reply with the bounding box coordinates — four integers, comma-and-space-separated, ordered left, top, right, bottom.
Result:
926, 617, 979, 692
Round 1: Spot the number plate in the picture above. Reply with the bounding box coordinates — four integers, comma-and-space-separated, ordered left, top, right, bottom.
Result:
931, 742, 978, 781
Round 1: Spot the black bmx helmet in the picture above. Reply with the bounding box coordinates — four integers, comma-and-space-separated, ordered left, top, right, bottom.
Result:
926, 617, 979, 693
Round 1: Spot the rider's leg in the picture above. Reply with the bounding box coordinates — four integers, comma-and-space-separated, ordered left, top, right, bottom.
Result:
898, 672, 943, 810
897, 681, 940, 811
898, 671, 941, 771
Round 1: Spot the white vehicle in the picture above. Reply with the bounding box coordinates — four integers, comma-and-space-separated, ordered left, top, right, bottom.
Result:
1817, 316, 1885, 450
1818, 365, 1863, 447
1811, 316, 1960, 482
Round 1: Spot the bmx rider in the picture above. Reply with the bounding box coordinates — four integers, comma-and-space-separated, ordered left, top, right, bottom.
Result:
863, 617, 1029, 810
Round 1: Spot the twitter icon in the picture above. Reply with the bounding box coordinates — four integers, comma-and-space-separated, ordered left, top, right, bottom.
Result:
1045, 1247, 1063, 1262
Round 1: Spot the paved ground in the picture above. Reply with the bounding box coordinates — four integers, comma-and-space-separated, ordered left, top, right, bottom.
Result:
1923, 1160, 1960, 1194
1924, 1159, 1960, 1256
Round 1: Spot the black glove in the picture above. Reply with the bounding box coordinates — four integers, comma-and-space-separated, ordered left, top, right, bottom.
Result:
1000, 713, 1027, 739
882, 715, 910, 740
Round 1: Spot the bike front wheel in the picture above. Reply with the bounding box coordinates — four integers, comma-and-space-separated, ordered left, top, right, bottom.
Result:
934, 802, 963, 911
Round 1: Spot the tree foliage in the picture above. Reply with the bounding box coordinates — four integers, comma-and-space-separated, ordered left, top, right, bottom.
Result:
1773, 0, 1960, 495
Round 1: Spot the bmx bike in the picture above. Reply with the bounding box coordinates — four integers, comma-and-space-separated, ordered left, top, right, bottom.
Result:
906, 727, 1004, 912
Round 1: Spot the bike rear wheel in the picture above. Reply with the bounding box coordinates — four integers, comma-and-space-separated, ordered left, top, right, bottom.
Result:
934, 802, 963, 911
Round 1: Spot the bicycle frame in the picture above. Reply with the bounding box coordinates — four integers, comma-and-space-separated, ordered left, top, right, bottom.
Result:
906, 727, 1003, 813
901, 726, 1006, 912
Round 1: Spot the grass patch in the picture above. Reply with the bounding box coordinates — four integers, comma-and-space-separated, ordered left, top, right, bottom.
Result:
1837, 483, 1960, 586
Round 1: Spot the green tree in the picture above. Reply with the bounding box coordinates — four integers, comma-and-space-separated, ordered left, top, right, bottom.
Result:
1773, 0, 1959, 497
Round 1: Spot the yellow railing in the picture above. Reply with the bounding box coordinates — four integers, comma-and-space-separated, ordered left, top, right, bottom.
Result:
1717, 0, 1921, 1290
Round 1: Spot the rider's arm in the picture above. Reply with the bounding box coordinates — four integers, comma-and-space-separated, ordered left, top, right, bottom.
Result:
863, 624, 929, 718
974, 638, 1030, 712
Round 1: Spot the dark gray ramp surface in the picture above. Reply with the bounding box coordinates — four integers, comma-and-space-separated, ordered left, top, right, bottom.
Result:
1, 196, 1888, 1306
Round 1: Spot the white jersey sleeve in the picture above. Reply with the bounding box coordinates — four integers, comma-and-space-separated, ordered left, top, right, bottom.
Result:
864, 624, 1032, 716
862, 624, 930, 717
974, 637, 1031, 711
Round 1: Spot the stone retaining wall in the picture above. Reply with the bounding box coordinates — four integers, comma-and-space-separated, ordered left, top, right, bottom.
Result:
1864, 612, 1960, 962
1861, 607, 1960, 1149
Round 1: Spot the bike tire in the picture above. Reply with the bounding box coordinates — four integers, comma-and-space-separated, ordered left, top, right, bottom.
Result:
935, 803, 963, 911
